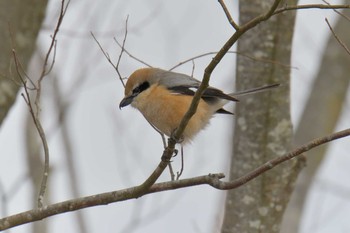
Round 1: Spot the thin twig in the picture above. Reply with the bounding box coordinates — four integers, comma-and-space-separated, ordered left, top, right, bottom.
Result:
323, 0, 350, 22
11, 49, 35, 90
91, 32, 112, 63
273, 4, 350, 15
168, 163, 175, 181
325, 18, 350, 56
38, 0, 70, 84
169, 51, 296, 71
15, 60, 50, 207
115, 16, 129, 88
8, 25, 36, 89
144, 119, 176, 179
11, 0, 70, 208
176, 146, 184, 180
35, 0, 70, 208
3, 0, 347, 229
218, 0, 240, 30
1, 128, 349, 230
91, 30, 128, 88
43, 39, 58, 76
92, 16, 152, 86
170, 0, 282, 143
212, 128, 350, 190
190, 60, 195, 77
92, 16, 129, 88
113, 38, 153, 68
145, 119, 176, 180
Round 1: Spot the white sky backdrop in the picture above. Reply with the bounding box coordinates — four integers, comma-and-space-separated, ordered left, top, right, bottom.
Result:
0, 0, 349, 233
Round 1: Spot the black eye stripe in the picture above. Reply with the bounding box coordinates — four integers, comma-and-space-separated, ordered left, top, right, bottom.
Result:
132, 81, 150, 95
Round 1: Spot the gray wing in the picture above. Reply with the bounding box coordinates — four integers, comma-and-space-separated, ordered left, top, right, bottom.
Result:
153, 69, 238, 102
153, 69, 200, 88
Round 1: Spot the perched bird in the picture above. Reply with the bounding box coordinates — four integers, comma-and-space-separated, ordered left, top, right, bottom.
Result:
119, 68, 278, 143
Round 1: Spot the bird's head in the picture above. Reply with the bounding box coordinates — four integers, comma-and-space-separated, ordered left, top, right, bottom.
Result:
119, 68, 160, 109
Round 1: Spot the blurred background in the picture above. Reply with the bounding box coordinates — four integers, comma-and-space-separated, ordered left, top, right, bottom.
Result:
0, 0, 349, 232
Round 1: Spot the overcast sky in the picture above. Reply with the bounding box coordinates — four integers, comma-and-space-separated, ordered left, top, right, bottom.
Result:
0, 1, 349, 233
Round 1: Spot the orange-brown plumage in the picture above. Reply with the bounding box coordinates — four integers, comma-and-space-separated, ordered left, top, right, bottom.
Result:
119, 68, 278, 143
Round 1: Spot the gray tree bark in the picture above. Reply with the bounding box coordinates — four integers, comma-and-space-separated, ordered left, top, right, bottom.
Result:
0, 0, 47, 125
221, 1, 304, 232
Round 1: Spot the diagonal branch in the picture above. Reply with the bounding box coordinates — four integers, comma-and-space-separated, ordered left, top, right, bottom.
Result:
325, 17, 350, 56
171, 0, 282, 143
273, 4, 350, 15
35, 0, 70, 208
3, 0, 346, 230
11, 0, 70, 208
169, 1, 350, 163
0, 127, 349, 230
218, 0, 240, 30
169, 51, 296, 71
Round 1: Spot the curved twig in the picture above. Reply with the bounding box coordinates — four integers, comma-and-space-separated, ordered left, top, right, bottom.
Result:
0, 128, 349, 230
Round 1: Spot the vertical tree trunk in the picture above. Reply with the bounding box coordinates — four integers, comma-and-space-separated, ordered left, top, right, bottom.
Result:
281, 10, 350, 233
221, 1, 304, 232
0, 0, 47, 125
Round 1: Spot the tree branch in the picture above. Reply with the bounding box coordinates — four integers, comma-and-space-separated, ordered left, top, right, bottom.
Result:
168, 51, 296, 71
325, 17, 350, 56
171, 0, 282, 144
273, 4, 350, 15
1, 128, 349, 230
218, 0, 240, 30
11, 0, 70, 208
3, 0, 348, 230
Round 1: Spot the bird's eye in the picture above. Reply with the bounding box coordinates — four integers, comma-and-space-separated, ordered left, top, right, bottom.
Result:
132, 81, 150, 95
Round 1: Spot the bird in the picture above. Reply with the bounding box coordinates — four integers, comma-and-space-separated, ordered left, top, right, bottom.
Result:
119, 68, 278, 143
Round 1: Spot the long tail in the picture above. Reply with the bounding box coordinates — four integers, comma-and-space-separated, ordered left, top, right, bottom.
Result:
216, 83, 280, 115
229, 83, 280, 97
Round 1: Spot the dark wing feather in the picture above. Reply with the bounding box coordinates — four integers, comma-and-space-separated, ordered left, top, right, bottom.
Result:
216, 108, 234, 115
168, 86, 238, 103
202, 88, 238, 102
153, 69, 238, 102
167, 86, 196, 96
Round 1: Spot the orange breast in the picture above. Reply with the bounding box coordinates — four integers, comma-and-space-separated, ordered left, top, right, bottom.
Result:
131, 85, 214, 142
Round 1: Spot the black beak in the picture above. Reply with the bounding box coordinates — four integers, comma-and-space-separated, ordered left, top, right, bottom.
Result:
119, 96, 134, 109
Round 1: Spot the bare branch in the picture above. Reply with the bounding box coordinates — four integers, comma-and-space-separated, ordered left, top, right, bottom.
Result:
14, 52, 48, 208
168, 162, 175, 181
213, 128, 350, 189
115, 15, 129, 88
91, 22, 129, 87
38, 0, 70, 83
43, 38, 58, 76
10, 0, 70, 208
168, 1, 350, 155
218, 0, 240, 30
322, 0, 350, 23
91, 32, 112, 62
113, 38, 153, 68
11, 49, 36, 90
3, 0, 349, 230
35, 0, 70, 208
1, 127, 349, 230
170, 0, 282, 144
273, 4, 350, 15
169, 51, 296, 71
92, 16, 152, 87
176, 146, 184, 180
8, 24, 36, 89
325, 18, 350, 56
